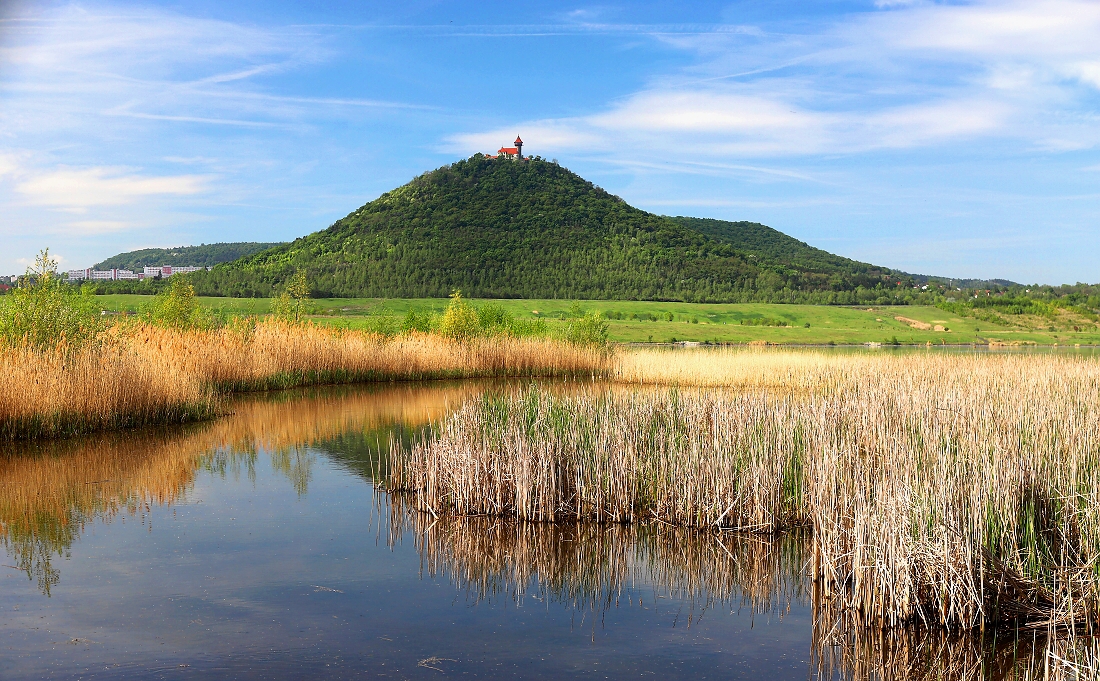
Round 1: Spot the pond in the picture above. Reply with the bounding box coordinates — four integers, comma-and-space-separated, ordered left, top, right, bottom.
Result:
0, 381, 1048, 679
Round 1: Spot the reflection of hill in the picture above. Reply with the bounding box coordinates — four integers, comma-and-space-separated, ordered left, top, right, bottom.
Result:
0, 381, 492, 594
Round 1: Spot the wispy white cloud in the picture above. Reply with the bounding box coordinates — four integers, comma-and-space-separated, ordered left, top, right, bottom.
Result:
455, 0, 1100, 164
14, 166, 207, 212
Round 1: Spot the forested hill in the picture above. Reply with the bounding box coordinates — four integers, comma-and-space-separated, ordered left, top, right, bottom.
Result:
95, 243, 284, 270
668, 217, 878, 276
191, 156, 914, 303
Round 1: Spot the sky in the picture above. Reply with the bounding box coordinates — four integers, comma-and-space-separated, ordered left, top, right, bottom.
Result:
1, 1, 1098, 284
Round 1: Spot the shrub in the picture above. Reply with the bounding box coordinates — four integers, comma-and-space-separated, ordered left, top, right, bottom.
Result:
0, 249, 103, 351
143, 276, 213, 330
439, 291, 480, 340
401, 309, 434, 334
564, 311, 609, 347
476, 303, 513, 335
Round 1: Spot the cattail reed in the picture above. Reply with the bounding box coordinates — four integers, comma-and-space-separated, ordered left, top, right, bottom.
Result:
391, 350, 1100, 633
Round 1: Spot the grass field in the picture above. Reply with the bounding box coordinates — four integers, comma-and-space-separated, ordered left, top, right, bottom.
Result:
94, 295, 1100, 346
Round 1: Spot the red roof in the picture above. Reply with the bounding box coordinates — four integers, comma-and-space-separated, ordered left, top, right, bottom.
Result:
514, 136, 523, 145
498, 147, 520, 154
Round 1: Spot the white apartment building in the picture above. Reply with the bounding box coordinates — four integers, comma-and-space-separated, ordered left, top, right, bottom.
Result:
66, 264, 212, 281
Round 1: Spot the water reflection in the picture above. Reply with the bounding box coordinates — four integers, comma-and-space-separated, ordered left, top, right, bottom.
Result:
390, 502, 807, 620
0, 381, 488, 594
0, 380, 1085, 679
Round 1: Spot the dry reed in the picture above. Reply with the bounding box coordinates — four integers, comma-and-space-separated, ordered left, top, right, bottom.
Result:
391, 350, 1100, 633
0, 320, 609, 440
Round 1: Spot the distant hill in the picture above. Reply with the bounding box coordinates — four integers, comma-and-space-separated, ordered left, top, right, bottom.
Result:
191, 156, 915, 304
94, 243, 285, 271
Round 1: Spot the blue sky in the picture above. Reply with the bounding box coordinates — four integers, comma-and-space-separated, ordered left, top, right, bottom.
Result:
1, 1, 1098, 284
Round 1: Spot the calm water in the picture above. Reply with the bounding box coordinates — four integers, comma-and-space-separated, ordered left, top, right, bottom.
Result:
0, 381, 1038, 680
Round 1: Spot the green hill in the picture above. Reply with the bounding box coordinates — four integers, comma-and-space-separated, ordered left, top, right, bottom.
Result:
94, 243, 284, 271
668, 217, 878, 276
191, 156, 914, 304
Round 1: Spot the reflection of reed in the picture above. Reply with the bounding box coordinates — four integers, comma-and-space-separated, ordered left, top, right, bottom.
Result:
0, 381, 494, 593
388, 495, 807, 619
393, 496, 1097, 680
814, 616, 1100, 681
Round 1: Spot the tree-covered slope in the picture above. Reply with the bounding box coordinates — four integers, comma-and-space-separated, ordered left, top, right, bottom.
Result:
192, 156, 911, 303
95, 243, 284, 270
668, 217, 877, 276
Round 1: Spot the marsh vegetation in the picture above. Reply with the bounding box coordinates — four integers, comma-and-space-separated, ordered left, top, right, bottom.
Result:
0, 255, 609, 440
391, 350, 1100, 645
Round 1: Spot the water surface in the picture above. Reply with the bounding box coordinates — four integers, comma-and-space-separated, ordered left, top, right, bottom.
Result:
0, 381, 1048, 680
1, 382, 817, 680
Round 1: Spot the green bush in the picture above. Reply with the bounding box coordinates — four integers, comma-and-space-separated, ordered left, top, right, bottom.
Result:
564, 311, 609, 347
439, 291, 480, 340
401, 309, 434, 334
476, 303, 513, 335
143, 276, 217, 330
0, 249, 104, 351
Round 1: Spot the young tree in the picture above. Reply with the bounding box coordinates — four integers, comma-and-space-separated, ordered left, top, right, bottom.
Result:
144, 275, 204, 330
273, 271, 311, 323
0, 249, 103, 351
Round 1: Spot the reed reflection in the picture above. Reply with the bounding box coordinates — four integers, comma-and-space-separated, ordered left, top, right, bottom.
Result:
392, 500, 1093, 681
389, 497, 808, 619
0, 381, 490, 594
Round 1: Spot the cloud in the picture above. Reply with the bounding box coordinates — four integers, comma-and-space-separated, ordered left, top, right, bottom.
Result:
14, 167, 207, 211
453, 0, 1100, 164
451, 89, 1011, 161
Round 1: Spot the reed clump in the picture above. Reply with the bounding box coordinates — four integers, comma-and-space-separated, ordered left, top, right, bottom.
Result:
391, 351, 1100, 633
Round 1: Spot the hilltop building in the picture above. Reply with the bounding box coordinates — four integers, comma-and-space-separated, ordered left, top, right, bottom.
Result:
490, 136, 524, 160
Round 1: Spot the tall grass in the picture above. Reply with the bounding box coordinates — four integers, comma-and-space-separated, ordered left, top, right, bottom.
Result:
391, 351, 1100, 633
0, 320, 610, 440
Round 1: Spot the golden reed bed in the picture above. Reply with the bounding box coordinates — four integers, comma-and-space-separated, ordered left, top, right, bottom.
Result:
392, 349, 1100, 636
0, 320, 609, 439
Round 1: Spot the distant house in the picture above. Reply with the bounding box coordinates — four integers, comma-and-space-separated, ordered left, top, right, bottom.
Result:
489, 136, 524, 160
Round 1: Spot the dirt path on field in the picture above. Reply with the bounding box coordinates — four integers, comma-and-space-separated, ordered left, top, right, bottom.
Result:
894, 316, 946, 331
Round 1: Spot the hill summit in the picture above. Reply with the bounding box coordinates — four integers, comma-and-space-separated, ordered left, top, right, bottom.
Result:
193, 155, 909, 303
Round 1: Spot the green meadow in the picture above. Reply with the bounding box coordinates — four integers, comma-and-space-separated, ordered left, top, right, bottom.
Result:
94, 294, 1100, 346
